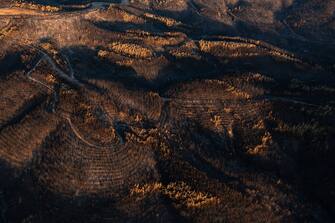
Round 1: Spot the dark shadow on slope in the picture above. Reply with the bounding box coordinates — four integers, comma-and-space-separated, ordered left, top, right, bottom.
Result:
147, 0, 335, 69
59, 41, 334, 98
61, 45, 153, 91
0, 162, 40, 223
0, 52, 25, 79
92, 20, 157, 34
156, 120, 249, 194
155, 53, 332, 94
88, 18, 334, 89
21, 0, 123, 6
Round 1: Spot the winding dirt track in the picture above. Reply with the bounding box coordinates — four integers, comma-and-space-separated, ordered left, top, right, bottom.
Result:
0, 8, 46, 16
0, 2, 112, 17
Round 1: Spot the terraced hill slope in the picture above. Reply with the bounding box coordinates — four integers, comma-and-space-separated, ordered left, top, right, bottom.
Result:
0, 0, 335, 222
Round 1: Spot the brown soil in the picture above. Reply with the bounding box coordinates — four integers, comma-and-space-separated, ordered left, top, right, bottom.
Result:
0, 0, 334, 222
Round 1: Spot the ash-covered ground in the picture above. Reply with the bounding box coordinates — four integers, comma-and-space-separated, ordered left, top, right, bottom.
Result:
0, 0, 335, 222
